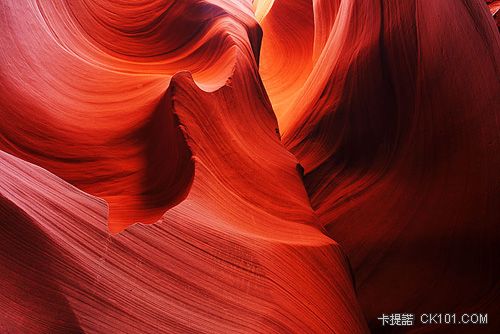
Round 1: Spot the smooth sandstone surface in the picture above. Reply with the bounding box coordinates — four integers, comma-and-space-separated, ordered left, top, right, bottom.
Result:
1, 0, 499, 333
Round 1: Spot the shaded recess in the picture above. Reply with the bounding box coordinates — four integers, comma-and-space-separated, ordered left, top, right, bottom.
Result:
106, 87, 195, 233
0, 196, 83, 333
257, 0, 500, 331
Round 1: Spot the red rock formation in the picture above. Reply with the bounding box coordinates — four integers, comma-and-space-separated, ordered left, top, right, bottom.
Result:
0, 0, 367, 332
1, 0, 499, 332
260, 0, 500, 331
487, 1, 500, 28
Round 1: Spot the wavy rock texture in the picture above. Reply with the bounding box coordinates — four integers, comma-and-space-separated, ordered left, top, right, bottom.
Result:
488, 1, 500, 27
0, 0, 367, 333
259, 0, 500, 332
1, 0, 499, 333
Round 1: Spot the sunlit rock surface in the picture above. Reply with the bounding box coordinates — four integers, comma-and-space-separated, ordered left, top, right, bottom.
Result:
1, 0, 499, 332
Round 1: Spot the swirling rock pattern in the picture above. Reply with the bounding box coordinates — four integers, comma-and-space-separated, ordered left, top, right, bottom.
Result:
488, 1, 500, 28
260, 0, 500, 332
1, 0, 499, 333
